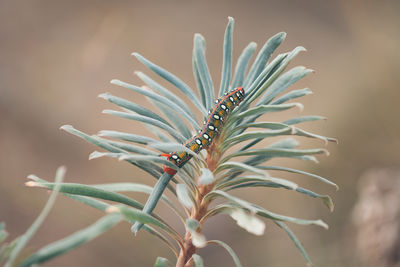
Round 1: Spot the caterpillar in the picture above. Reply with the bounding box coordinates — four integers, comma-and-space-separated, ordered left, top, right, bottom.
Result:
132, 87, 245, 234
162, 87, 245, 174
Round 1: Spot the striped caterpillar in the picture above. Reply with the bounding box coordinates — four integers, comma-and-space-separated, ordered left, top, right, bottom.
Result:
132, 87, 245, 234
162, 87, 245, 174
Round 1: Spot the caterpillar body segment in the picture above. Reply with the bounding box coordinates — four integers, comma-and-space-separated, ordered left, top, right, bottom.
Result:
166, 87, 245, 169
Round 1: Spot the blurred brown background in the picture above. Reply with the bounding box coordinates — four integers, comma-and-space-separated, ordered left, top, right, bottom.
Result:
1, 0, 399, 266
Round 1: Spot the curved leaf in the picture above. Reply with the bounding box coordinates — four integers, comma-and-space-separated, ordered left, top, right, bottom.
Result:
103, 110, 186, 143
149, 98, 192, 139
219, 174, 298, 190
219, 17, 234, 96
192, 254, 204, 267
207, 240, 242, 267
271, 87, 313, 105
193, 45, 207, 109
225, 181, 333, 211
234, 102, 303, 121
240, 53, 287, 106
98, 130, 158, 145
257, 165, 338, 189
194, 34, 214, 110
295, 187, 334, 212
254, 205, 328, 229
133, 52, 207, 115
274, 221, 313, 266
244, 46, 307, 108
62, 194, 179, 254
5, 167, 65, 267
256, 66, 313, 106
244, 32, 286, 88
110, 80, 200, 133
131, 172, 175, 234
27, 181, 144, 210
215, 161, 267, 176
99, 93, 171, 126
135, 71, 197, 121
231, 42, 257, 89
98, 139, 158, 155
119, 154, 178, 171
204, 190, 257, 213
109, 205, 180, 239
283, 115, 326, 125
61, 125, 162, 179
223, 128, 293, 149
229, 121, 337, 145
112, 80, 199, 129
19, 214, 122, 267
224, 147, 329, 162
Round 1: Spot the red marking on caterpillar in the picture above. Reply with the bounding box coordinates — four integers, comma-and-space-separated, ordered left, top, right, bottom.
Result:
163, 165, 177, 175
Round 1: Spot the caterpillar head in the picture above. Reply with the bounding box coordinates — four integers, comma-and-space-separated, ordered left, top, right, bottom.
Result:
236, 87, 245, 100
239, 87, 245, 97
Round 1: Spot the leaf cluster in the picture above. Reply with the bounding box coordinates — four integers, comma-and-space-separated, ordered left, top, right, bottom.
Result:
9, 17, 336, 267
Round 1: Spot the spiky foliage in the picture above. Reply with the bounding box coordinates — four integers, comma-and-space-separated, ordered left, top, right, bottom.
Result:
16, 17, 336, 267
1, 167, 67, 267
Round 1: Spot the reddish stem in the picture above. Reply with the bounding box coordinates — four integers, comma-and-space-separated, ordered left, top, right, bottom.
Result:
175, 141, 221, 267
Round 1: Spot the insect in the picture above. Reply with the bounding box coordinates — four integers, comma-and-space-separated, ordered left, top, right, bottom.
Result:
162, 87, 245, 174
132, 87, 245, 234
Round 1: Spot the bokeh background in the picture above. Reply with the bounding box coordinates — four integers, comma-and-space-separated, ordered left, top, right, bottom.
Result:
1, 0, 399, 266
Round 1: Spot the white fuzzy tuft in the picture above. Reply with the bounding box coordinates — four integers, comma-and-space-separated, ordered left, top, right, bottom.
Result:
191, 232, 207, 248
230, 209, 265, 236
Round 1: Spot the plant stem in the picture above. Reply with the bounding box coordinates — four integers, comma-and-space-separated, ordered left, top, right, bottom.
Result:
176, 142, 220, 267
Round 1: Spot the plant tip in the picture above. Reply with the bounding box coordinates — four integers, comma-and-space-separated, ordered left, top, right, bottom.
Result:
98, 93, 110, 99
118, 155, 129, 161
295, 103, 304, 112
131, 223, 140, 235
89, 151, 104, 160
320, 220, 329, 230
60, 125, 73, 131
25, 181, 38, 187
110, 79, 122, 85
56, 166, 67, 177
106, 206, 120, 213
297, 46, 307, 52
334, 138, 339, 144
323, 149, 330, 156
27, 174, 39, 181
